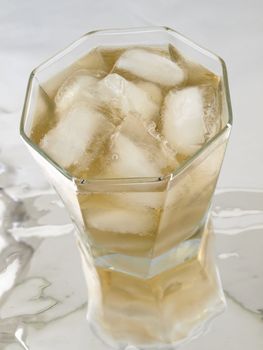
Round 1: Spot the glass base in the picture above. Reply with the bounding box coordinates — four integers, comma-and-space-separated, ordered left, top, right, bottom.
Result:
78, 223, 226, 349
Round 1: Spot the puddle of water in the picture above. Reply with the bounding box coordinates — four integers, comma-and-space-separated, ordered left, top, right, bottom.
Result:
218, 252, 239, 259
0, 186, 262, 349
213, 188, 263, 235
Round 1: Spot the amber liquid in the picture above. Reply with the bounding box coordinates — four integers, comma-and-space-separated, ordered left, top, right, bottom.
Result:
79, 224, 225, 347
30, 45, 224, 269
30, 44, 226, 347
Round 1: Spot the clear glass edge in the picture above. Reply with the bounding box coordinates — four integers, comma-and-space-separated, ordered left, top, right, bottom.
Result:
20, 26, 233, 187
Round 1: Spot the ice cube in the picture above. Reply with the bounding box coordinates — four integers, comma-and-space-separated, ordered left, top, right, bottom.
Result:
80, 194, 158, 238
55, 70, 98, 114
162, 86, 220, 156
97, 74, 159, 123
86, 206, 156, 235
135, 81, 162, 106
107, 133, 160, 178
76, 48, 108, 72
40, 103, 114, 169
202, 85, 221, 137
104, 115, 177, 178
114, 191, 164, 209
169, 43, 220, 87
114, 49, 185, 86
42, 49, 107, 99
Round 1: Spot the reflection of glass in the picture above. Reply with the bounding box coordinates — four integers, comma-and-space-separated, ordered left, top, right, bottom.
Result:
20, 27, 232, 348
79, 222, 225, 348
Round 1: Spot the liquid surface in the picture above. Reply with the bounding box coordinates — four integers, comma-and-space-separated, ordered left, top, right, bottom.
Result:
30, 44, 222, 180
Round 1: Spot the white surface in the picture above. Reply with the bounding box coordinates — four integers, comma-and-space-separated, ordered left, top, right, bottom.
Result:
0, 0, 263, 189
0, 1, 263, 350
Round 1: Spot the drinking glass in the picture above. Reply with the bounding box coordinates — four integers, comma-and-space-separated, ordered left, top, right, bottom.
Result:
20, 26, 232, 349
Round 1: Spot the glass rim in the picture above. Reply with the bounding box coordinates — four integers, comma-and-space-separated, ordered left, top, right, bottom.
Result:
20, 25, 233, 186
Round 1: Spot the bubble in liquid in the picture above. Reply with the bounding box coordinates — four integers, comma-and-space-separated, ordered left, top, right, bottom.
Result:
112, 153, 119, 161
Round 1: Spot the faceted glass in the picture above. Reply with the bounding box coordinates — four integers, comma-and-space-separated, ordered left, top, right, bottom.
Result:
20, 27, 232, 349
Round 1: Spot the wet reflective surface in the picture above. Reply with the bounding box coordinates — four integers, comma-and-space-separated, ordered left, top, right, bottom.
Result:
0, 168, 262, 349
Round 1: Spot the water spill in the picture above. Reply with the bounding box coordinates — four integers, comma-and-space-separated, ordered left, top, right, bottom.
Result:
9, 223, 74, 239
0, 259, 20, 299
212, 188, 263, 235
0, 186, 262, 349
0, 162, 6, 176
4, 185, 55, 201
218, 252, 239, 259
15, 327, 30, 350
212, 188, 263, 318
0, 181, 88, 348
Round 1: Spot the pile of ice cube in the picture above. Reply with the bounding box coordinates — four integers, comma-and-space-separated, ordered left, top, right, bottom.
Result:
40, 47, 221, 178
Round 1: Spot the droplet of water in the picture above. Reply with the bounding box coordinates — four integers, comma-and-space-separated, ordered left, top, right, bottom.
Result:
0, 162, 6, 175
125, 346, 139, 350
218, 252, 239, 259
